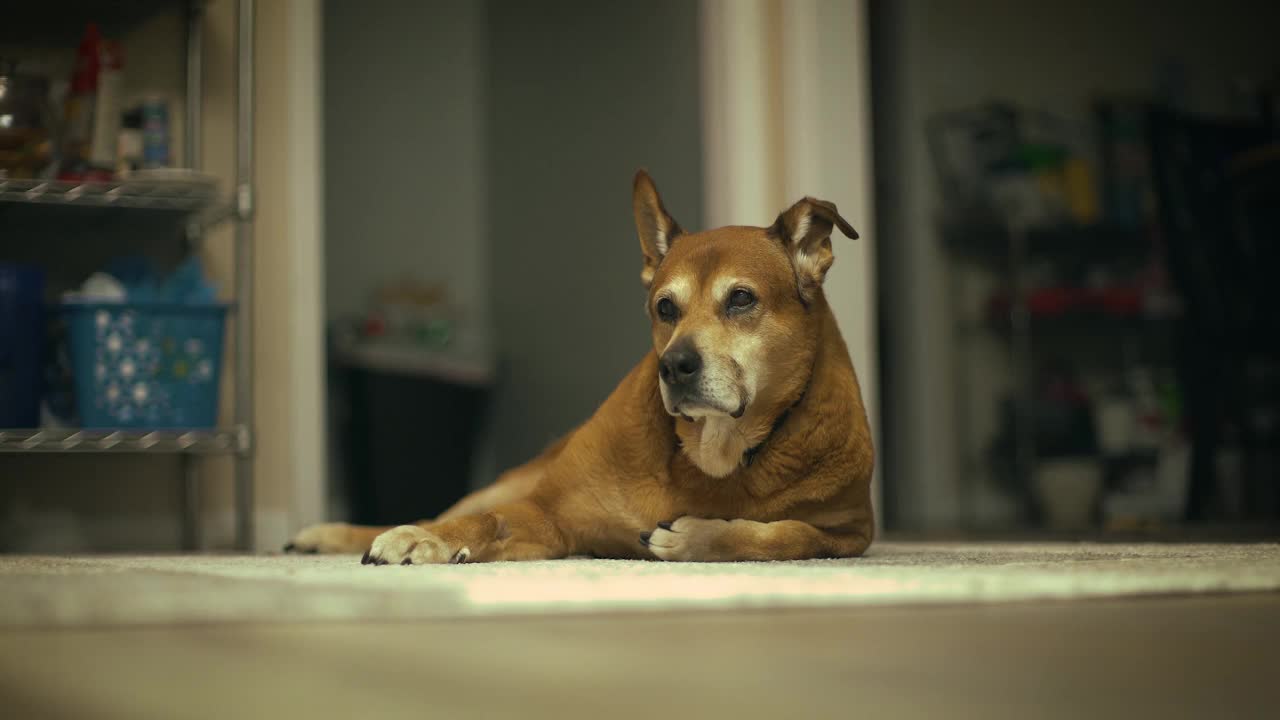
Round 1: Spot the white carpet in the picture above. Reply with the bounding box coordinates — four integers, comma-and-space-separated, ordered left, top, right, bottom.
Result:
3, 542, 1278, 627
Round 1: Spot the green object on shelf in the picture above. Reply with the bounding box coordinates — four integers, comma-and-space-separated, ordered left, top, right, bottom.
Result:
1018, 144, 1068, 171
414, 319, 452, 349
1160, 380, 1182, 428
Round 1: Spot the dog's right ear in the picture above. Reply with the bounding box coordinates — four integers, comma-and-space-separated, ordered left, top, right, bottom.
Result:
633, 170, 683, 288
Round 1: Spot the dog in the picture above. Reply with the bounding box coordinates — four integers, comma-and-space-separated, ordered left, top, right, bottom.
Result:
285, 171, 874, 563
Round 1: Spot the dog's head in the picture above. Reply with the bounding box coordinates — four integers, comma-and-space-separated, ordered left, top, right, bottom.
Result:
633, 170, 859, 422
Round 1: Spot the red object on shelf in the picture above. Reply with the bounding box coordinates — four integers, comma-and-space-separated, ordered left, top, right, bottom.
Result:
55, 167, 115, 183
1095, 287, 1142, 315
70, 23, 102, 94
987, 286, 1146, 320
361, 313, 388, 338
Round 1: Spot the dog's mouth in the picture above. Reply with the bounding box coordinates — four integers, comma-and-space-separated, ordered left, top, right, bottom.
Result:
666, 396, 747, 421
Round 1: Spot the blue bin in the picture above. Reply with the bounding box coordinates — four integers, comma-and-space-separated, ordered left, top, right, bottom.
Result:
64, 302, 228, 428
0, 264, 46, 427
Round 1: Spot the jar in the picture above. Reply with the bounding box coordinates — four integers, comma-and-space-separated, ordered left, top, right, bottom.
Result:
0, 61, 55, 179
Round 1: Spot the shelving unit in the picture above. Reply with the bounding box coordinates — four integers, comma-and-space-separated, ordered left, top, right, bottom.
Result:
0, 0, 256, 551
942, 213, 1175, 527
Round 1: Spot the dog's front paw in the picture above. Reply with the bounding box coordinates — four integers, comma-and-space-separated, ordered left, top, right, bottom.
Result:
284, 522, 362, 554
641, 516, 731, 562
363, 525, 470, 566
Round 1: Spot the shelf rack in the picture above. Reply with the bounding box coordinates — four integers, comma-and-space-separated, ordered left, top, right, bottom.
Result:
0, 178, 220, 211
941, 211, 1176, 528
0, 428, 247, 454
0, 0, 256, 551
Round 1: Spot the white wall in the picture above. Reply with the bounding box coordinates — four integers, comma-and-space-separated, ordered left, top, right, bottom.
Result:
323, 0, 488, 331
877, 0, 1280, 529
485, 0, 705, 472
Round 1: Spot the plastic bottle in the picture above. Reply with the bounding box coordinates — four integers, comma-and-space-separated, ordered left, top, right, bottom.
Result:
88, 41, 123, 170
59, 24, 100, 179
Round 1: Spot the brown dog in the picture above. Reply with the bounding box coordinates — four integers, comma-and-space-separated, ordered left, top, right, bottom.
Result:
286, 171, 874, 563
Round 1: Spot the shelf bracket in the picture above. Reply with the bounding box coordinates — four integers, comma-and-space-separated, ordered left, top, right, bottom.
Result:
236, 183, 254, 221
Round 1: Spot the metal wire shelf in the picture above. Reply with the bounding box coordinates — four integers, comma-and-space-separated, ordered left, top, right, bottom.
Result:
0, 427, 249, 455
6, 0, 257, 550
0, 178, 221, 212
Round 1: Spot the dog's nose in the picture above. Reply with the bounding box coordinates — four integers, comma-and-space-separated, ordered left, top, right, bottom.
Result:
659, 347, 702, 387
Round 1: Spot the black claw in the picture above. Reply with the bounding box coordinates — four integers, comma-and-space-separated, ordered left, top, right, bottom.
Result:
361, 550, 372, 565
401, 558, 412, 565
657, 522, 673, 531
283, 542, 296, 552
375, 558, 388, 566
639, 532, 652, 547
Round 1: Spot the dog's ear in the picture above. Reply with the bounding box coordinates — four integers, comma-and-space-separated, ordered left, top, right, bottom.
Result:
633, 170, 683, 288
771, 197, 859, 303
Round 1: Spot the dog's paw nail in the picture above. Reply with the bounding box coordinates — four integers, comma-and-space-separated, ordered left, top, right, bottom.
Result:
400, 558, 412, 565
283, 542, 296, 553
361, 550, 372, 565
639, 532, 652, 547
376, 557, 389, 566
450, 547, 470, 564
656, 522, 673, 531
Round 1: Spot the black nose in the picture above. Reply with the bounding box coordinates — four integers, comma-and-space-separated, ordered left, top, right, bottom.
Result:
659, 347, 702, 387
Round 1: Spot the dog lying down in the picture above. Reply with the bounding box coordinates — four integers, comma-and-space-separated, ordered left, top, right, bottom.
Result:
286, 171, 874, 563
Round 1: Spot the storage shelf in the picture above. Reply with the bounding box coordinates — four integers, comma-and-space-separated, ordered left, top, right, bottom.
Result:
0, 427, 249, 455
0, 178, 221, 213
941, 219, 1151, 265
5, 0, 256, 551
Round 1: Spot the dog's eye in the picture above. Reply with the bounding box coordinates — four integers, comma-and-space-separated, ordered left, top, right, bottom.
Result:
656, 297, 678, 322
727, 289, 756, 312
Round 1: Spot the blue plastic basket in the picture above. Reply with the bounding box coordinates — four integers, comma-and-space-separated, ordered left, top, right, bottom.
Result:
63, 302, 228, 428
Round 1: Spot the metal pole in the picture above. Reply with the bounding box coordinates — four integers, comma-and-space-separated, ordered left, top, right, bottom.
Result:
185, 0, 203, 172
234, 0, 256, 552
180, 457, 201, 550
949, 260, 975, 530
181, 0, 204, 552
1008, 223, 1035, 516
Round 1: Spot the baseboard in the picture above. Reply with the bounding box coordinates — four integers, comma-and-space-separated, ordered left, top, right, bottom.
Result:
0, 504, 290, 554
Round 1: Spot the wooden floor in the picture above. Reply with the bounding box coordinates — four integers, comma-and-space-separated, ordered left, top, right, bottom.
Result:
2, 593, 1278, 719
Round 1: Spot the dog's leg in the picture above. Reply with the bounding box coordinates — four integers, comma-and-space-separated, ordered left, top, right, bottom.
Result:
286, 432, 575, 554
363, 500, 568, 565
641, 517, 870, 562
283, 523, 391, 554
433, 433, 568, 520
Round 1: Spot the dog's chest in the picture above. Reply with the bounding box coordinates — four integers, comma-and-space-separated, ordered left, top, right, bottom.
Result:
687, 416, 752, 478
663, 446, 800, 518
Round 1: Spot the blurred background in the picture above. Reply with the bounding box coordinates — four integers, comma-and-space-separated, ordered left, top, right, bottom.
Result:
0, 0, 1276, 552
873, 0, 1280, 537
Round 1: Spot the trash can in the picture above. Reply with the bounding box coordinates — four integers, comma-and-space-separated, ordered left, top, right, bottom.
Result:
331, 331, 493, 525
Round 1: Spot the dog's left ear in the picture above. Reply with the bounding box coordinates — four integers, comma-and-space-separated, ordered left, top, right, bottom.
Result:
771, 197, 859, 302
633, 169, 683, 288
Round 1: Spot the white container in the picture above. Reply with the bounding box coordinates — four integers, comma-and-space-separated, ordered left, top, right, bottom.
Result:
1035, 458, 1103, 530
89, 43, 123, 168
1095, 397, 1135, 455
